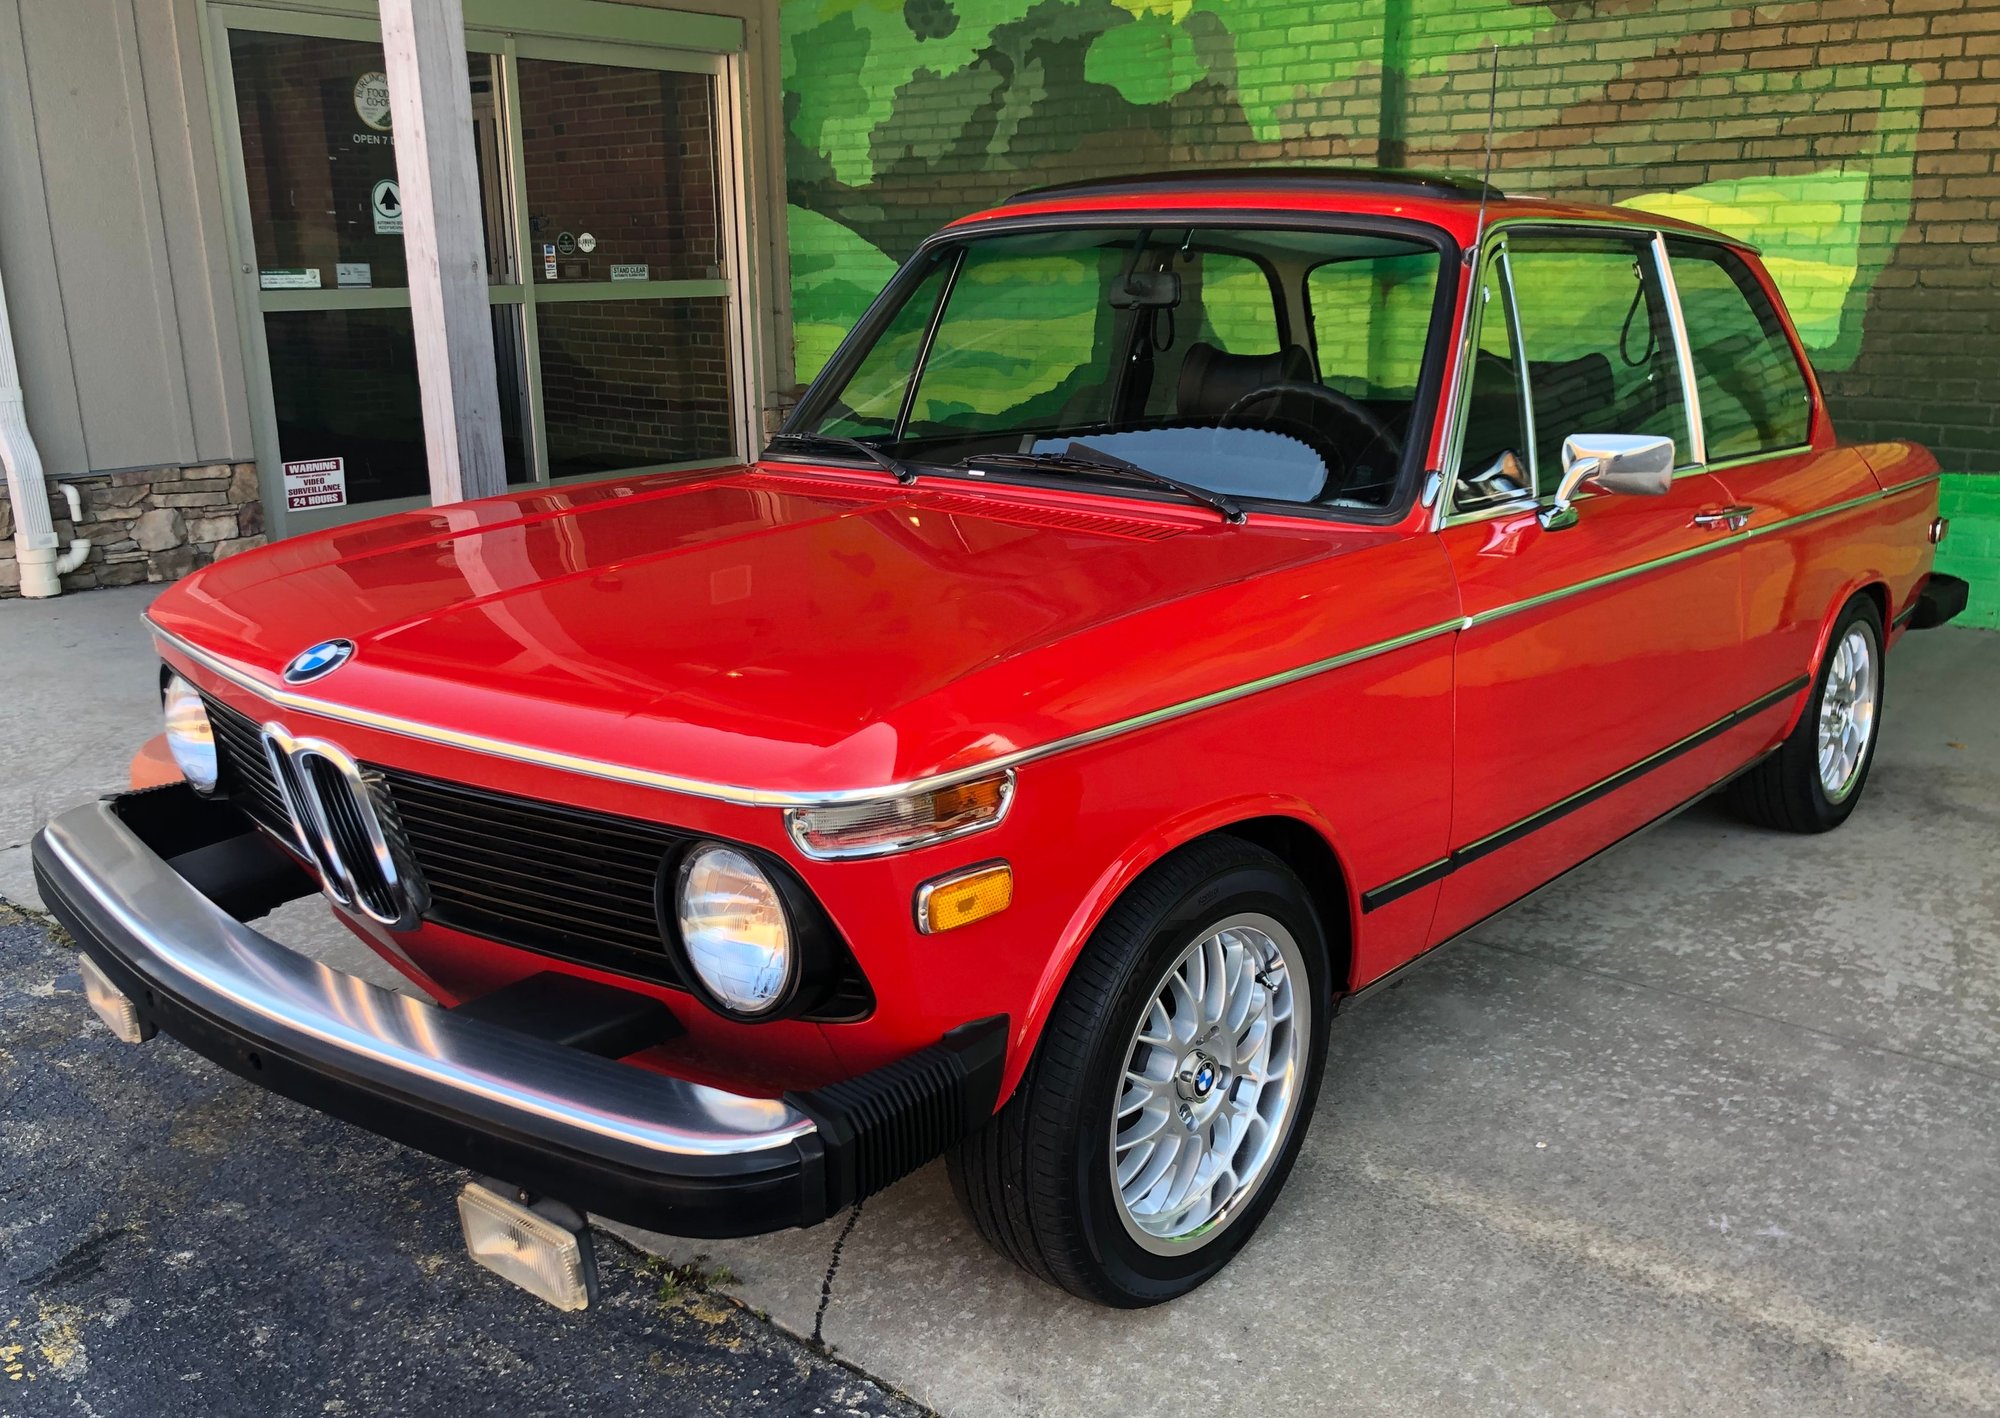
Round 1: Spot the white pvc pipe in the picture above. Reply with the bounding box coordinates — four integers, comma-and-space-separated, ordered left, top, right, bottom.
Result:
0, 250, 86, 597
54, 482, 90, 575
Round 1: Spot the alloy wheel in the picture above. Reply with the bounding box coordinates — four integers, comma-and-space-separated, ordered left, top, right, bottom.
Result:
1817, 623, 1878, 802
1109, 912, 1309, 1254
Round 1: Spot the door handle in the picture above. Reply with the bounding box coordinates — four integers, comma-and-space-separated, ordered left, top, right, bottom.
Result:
1692, 504, 1754, 532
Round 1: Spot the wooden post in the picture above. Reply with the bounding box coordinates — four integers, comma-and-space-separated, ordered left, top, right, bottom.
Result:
380, 0, 504, 504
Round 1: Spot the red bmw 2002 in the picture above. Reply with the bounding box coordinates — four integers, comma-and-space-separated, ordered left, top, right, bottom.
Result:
37, 169, 1968, 1308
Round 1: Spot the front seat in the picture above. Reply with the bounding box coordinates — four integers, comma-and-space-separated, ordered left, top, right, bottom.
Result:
1176, 341, 1316, 422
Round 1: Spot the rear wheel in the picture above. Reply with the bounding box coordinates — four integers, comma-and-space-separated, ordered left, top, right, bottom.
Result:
1727, 594, 1885, 832
947, 836, 1331, 1307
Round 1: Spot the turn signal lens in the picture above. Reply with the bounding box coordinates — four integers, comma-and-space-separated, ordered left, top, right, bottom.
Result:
917, 862, 1014, 934
787, 772, 1014, 860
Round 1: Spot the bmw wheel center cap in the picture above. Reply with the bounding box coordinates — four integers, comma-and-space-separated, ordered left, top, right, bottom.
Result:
284, 638, 356, 684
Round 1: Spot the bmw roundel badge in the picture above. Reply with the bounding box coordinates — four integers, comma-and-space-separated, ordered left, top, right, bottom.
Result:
283, 638, 356, 684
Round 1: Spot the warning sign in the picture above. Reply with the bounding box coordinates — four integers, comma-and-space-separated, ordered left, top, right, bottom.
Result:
284, 456, 348, 511
371, 179, 402, 236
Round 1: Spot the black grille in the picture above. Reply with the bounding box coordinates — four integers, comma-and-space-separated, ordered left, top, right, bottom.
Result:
204, 694, 293, 840
375, 765, 692, 984
200, 693, 871, 1018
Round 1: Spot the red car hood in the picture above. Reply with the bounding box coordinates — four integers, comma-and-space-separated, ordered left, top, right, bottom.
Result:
150, 465, 1414, 794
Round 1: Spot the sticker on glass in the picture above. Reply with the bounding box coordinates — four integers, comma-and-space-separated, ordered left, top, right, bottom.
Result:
353, 72, 392, 132
371, 179, 402, 236
336, 263, 372, 288
577, 233, 597, 254
556, 232, 577, 256
610, 264, 648, 282
283, 456, 347, 511
259, 269, 321, 290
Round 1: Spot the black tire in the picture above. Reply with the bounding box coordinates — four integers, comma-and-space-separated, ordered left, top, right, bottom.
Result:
947, 835, 1332, 1307
1727, 593, 1886, 833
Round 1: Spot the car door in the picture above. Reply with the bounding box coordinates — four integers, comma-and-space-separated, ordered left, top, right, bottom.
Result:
1660, 238, 1887, 689
1421, 229, 1753, 944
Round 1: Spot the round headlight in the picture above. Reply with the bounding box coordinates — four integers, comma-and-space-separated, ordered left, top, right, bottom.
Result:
675, 844, 795, 1017
162, 675, 219, 793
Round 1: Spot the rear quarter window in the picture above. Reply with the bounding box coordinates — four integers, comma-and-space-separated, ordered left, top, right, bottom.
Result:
1666, 241, 1813, 460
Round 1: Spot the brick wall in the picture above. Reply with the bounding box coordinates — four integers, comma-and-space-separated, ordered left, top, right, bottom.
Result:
781, 0, 2000, 478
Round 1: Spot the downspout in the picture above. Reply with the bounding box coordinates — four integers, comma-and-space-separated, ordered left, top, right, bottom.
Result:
0, 253, 87, 596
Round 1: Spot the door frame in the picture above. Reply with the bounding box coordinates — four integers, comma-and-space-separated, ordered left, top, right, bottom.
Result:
197, 0, 774, 540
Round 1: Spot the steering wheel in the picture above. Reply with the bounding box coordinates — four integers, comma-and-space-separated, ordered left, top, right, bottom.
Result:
1220, 381, 1403, 496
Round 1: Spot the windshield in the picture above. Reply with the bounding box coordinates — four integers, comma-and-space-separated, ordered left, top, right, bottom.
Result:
784, 223, 1447, 511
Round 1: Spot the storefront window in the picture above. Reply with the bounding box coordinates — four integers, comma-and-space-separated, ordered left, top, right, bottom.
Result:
517, 59, 721, 285
536, 298, 734, 479
263, 307, 530, 506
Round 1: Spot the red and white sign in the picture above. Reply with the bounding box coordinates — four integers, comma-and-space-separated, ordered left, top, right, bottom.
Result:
283, 456, 348, 511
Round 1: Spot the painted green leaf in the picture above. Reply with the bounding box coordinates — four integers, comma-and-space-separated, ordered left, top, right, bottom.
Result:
1083, 13, 1205, 107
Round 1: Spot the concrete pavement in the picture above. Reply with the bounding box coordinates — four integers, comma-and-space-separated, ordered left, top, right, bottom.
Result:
644, 627, 2000, 1417
2, 585, 1996, 1415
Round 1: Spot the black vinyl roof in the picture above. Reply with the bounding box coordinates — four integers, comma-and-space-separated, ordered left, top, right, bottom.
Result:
1004, 166, 1503, 205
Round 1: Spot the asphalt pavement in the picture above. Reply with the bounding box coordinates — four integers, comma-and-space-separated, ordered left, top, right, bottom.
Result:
0, 902, 924, 1417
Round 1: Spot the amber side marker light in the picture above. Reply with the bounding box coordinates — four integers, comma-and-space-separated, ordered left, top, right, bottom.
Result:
916, 861, 1014, 935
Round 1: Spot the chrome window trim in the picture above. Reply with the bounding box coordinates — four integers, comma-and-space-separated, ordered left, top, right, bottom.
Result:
1438, 235, 1541, 526
1650, 230, 1707, 471
1436, 216, 1713, 528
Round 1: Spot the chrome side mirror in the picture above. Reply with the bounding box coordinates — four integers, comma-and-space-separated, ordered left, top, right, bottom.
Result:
1538, 433, 1675, 530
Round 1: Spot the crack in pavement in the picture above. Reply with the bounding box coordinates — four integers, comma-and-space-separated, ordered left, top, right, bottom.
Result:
814, 1199, 865, 1346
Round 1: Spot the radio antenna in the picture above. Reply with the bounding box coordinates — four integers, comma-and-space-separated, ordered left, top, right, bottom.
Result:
1471, 41, 1500, 258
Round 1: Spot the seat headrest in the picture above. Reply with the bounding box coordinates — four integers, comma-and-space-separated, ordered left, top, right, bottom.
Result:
1178, 342, 1314, 420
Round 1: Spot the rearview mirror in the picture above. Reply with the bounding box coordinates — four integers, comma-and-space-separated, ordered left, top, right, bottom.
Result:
1108, 270, 1182, 310
1538, 433, 1675, 531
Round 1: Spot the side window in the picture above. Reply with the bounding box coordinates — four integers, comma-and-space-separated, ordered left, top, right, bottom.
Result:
1666, 241, 1812, 459
1453, 252, 1532, 513
1308, 250, 1436, 398
1506, 234, 1691, 498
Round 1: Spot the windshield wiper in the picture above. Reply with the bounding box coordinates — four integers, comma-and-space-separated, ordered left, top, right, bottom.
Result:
766, 431, 919, 484
959, 442, 1245, 524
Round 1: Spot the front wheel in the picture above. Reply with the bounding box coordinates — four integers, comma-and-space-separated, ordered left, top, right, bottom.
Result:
947, 836, 1331, 1306
1727, 593, 1885, 832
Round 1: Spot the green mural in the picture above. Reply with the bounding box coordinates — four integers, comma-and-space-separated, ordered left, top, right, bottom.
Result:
779, 0, 1991, 493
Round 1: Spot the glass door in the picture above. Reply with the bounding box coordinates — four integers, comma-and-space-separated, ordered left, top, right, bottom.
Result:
212, 10, 747, 537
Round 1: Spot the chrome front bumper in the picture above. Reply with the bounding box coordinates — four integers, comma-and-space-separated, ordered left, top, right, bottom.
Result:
34, 790, 1004, 1237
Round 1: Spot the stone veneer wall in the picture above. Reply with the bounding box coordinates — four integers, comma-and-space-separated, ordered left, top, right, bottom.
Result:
0, 463, 266, 597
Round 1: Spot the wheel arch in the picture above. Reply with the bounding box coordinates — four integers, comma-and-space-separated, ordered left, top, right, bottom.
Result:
1780, 577, 1891, 737
1001, 797, 1357, 1100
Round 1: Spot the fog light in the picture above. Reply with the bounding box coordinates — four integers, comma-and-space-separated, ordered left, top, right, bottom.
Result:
79, 954, 153, 1043
456, 1181, 596, 1311
916, 861, 1014, 934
